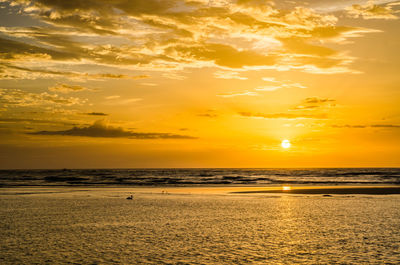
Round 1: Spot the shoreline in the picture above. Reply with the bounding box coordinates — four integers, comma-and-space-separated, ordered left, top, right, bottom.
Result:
1, 185, 400, 196
231, 186, 400, 195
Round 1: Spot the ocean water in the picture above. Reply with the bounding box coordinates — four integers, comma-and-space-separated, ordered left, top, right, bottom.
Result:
1, 191, 400, 264
1, 168, 400, 187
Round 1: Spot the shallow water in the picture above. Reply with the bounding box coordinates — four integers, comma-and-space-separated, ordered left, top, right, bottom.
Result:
1, 191, 400, 264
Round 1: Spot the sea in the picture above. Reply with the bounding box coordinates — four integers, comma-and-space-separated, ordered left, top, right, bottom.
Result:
0, 168, 400, 187
1, 168, 400, 264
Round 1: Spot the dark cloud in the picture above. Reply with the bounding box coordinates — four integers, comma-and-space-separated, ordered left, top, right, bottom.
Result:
84, 112, 108, 116
0, 117, 77, 126
196, 109, 218, 118
332, 124, 400, 129
4, 0, 186, 36
39, 12, 118, 35
239, 111, 328, 119
0, 29, 172, 71
0, 36, 79, 61
0, 62, 150, 80
236, 0, 273, 7
371, 124, 400, 128
91, 73, 149, 79
332, 124, 367, 128
29, 120, 197, 139
223, 12, 285, 29
29, 0, 181, 16
197, 113, 218, 118
291, 97, 336, 111
304, 97, 335, 104
49, 83, 87, 93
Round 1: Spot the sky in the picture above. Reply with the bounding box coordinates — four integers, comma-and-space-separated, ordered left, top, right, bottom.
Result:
0, 0, 399, 168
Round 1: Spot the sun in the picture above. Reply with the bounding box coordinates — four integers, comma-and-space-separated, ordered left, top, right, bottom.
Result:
281, 139, 291, 149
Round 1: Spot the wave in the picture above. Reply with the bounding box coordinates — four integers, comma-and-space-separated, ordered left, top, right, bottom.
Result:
0, 168, 399, 187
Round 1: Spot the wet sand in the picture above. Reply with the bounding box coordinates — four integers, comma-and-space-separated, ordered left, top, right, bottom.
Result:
231, 186, 400, 195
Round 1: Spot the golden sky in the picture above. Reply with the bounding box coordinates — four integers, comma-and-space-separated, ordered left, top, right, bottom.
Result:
0, 0, 399, 168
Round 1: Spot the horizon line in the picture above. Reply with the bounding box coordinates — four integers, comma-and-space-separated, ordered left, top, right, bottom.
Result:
1, 167, 399, 170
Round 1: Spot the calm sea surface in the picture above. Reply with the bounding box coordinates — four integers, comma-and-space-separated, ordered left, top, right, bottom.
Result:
1, 169, 400, 264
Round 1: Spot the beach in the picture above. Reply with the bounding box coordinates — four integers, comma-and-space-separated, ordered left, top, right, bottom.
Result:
1, 185, 400, 264
1, 0, 400, 263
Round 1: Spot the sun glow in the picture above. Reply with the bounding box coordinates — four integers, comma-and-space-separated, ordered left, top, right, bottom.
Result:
281, 139, 291, 149
282, 186, 291, 191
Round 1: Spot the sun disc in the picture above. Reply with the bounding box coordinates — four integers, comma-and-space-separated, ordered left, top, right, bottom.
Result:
281, 139, 291, 149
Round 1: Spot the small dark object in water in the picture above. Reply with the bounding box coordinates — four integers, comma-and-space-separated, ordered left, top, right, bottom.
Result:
323, 194, 332, 197
126, 195, 133, 200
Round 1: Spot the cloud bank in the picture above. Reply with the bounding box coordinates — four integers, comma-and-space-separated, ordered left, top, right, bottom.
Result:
29, 120, 197, 139
0, 0, 384, 81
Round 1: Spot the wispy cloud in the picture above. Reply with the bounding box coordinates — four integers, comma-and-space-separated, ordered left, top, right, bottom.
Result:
197, 113, 218, 118
291, 105, 320, 111
0, 61, 150, 81
254, 85, 281, 91
304, 97, 336, 104
217, 78, 307, 99
103, 98, 142, 105
332, 124, 400, 128
256, 78, 306, 91
214, 70, 248, 80
239, 111, 328, 119
105, 95, 120, 100
140, 83, 158, 86
197, 109, 218, 118
103, 95, 142, 105
291, 97, 336, 111
162, 72, 187, 80
0, 88, 86, 107
0, 117, 77, 126
261, 77, 278, 83
217, 91, 258, 98
29, 120, 197, 139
